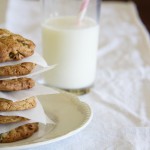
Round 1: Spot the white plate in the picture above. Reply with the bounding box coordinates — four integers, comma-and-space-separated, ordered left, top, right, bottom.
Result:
0, 92, 92, 150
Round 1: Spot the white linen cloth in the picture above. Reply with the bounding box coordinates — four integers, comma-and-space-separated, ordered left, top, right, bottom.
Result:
2, 1, 150, 149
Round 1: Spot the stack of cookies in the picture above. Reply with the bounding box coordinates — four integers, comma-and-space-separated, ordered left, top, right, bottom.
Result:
0, 29, 41, 143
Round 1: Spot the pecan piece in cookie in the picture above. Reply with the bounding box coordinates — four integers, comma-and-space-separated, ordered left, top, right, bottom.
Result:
0, 123, 38, 143
0, 62, 36, 76
0, 28, 35, 63
0, 78, 35, 91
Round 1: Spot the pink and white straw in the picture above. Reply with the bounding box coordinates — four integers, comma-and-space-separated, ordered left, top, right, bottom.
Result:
78, 0, 90, 24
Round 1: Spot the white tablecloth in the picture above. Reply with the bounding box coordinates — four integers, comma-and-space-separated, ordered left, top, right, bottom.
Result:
2, 1, 150, 149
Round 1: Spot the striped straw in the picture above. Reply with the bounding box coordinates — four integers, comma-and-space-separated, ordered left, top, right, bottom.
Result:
78, 0, 90, 24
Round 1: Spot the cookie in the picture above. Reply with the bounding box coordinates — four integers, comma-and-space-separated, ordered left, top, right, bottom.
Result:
0, 28, 35, 63
0, 78, 35, 91
0, 116, 28, 124
0, 62, 36, 76
0, 29, 11, 38
0, 123, 38, 143
0, 97, 36, 111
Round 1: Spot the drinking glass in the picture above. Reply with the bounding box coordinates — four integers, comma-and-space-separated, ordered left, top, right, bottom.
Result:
42, 0, 101, 95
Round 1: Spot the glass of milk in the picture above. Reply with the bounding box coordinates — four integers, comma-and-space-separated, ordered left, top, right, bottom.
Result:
42, 0, 101, 95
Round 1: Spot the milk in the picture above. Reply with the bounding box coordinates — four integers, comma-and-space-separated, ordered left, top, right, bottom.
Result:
42, 16, 99, 89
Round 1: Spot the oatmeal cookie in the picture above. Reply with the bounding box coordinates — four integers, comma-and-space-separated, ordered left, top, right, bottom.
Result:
0, 123, 38, 143
0, 62, 36, 76
0, 28, 35, 63
0, 78, 35, 91
0, 116, 28, 124
0, 97, 36, 111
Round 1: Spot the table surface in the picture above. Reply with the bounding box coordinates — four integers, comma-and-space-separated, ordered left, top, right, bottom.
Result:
103, 0, 150, 33
1, 1, 150, 150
